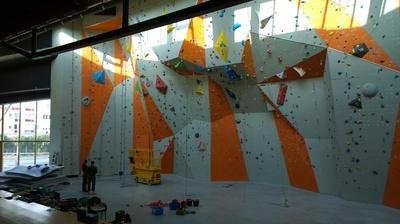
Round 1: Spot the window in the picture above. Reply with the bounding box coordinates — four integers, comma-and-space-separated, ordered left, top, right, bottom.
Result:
1, 99, 51, 171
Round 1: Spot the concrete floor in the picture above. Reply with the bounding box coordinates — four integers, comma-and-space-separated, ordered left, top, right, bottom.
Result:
54, 175, 400, 224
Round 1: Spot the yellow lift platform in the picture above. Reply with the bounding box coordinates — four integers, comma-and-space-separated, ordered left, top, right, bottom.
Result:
129, 147, 161, 185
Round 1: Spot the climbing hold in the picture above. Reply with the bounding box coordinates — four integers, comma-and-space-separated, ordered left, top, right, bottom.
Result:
145, 80, 152, 87
293, 66, 306, 77
260, 15, 272, 29
135, 79, 141, 93
348, 97, 362, 109
276, 83, 288, 106
125, 40, 132, 52
175, 60, 185, 69
167, 24, 175, 33
224, 65, 240, 80
267, 47, 272, 55
351, 43, 369, 58
224, 88, 237, 100
276, 71, 286, 79
92, 70, 105, 84
155, 75, 168, 94
195, 83, 204, 95
232, 23, 241, 31
219, 9, 225, 17
81, 96, 91, 106
198, 141, 206, 152
214, 31, 229, 62
361, 83, 379, 98
195, 133, 200, 138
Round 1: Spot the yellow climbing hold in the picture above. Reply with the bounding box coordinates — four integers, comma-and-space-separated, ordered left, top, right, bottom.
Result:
195, 84, 204, 95
167, 24, 175, 34
214, 31, 228, 62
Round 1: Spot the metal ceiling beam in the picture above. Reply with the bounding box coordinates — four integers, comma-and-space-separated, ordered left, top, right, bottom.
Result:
2, 0, 122, 44
122, 0, 129, 28
1, 0, 252, 59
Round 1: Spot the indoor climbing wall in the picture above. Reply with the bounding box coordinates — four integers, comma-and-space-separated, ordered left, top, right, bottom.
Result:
50, 0, 400, 209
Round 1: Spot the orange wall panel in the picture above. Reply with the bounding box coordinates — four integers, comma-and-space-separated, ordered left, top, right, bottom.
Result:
140, 83, 173, 141
80, 46, 113, 169
114, 40, 130, 87
242, 36, 256, 78
132, 79, 154, 150
299, 0, 400, 72
384, 105, 400, 208
262, 49, 327, 83
178, 16, 206, 67
161, 139, 175, 173
260, 90, 319, 192
209, 78, 248, 181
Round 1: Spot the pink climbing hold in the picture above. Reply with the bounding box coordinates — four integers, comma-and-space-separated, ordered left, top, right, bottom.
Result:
267, 48, 272, 56
156, 75, 168, 94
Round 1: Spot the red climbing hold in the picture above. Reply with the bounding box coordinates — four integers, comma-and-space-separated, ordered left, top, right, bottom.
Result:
276, 83, 288, 106
156, 75, 168, 94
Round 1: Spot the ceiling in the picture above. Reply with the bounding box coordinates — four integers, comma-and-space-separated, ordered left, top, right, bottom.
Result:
0, 0, 102, 41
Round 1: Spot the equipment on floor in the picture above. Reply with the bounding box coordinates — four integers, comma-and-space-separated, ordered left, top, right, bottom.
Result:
193, 199, 200, 207
134, 167, 161, 185
169, 199, 180, 210
113, 210, 132, 223
77, 208, 99, 224
130, 146, 161, 185
151, 206, 164, 216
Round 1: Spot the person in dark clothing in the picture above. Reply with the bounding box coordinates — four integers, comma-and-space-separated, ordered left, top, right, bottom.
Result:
87, 161, 98, 194
82, 160, 88, 192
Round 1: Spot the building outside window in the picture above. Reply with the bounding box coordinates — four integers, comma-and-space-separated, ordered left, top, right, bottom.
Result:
1, 99, 51, 171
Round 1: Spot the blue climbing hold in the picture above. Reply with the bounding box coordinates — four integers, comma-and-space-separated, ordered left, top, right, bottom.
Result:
92, 70, 105, 84
232, 23, 241, 31
224, 88, 237, 100
224, 65, 240, 80
219, 9, 225, 17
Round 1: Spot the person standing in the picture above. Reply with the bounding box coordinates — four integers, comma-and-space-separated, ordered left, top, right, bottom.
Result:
82, 160, 88, 192
87, 161, 98, 194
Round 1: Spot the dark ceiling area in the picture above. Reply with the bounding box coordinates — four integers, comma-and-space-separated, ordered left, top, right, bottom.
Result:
0, 0, 102, 41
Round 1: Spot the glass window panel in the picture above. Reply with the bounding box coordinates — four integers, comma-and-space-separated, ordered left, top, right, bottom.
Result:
37, 99, 51, 141
3, 142, 18, 171
20, 101, 37, 139
0, 105, 3, 140
36, 142, 50, 165
19, 142, 35, 166
3, 103, 20, 141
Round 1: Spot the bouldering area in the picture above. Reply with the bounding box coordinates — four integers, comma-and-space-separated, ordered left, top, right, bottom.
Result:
0, 0, 399, 223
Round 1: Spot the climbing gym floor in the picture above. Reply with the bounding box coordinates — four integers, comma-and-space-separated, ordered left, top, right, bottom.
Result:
55, 175, 400, 224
